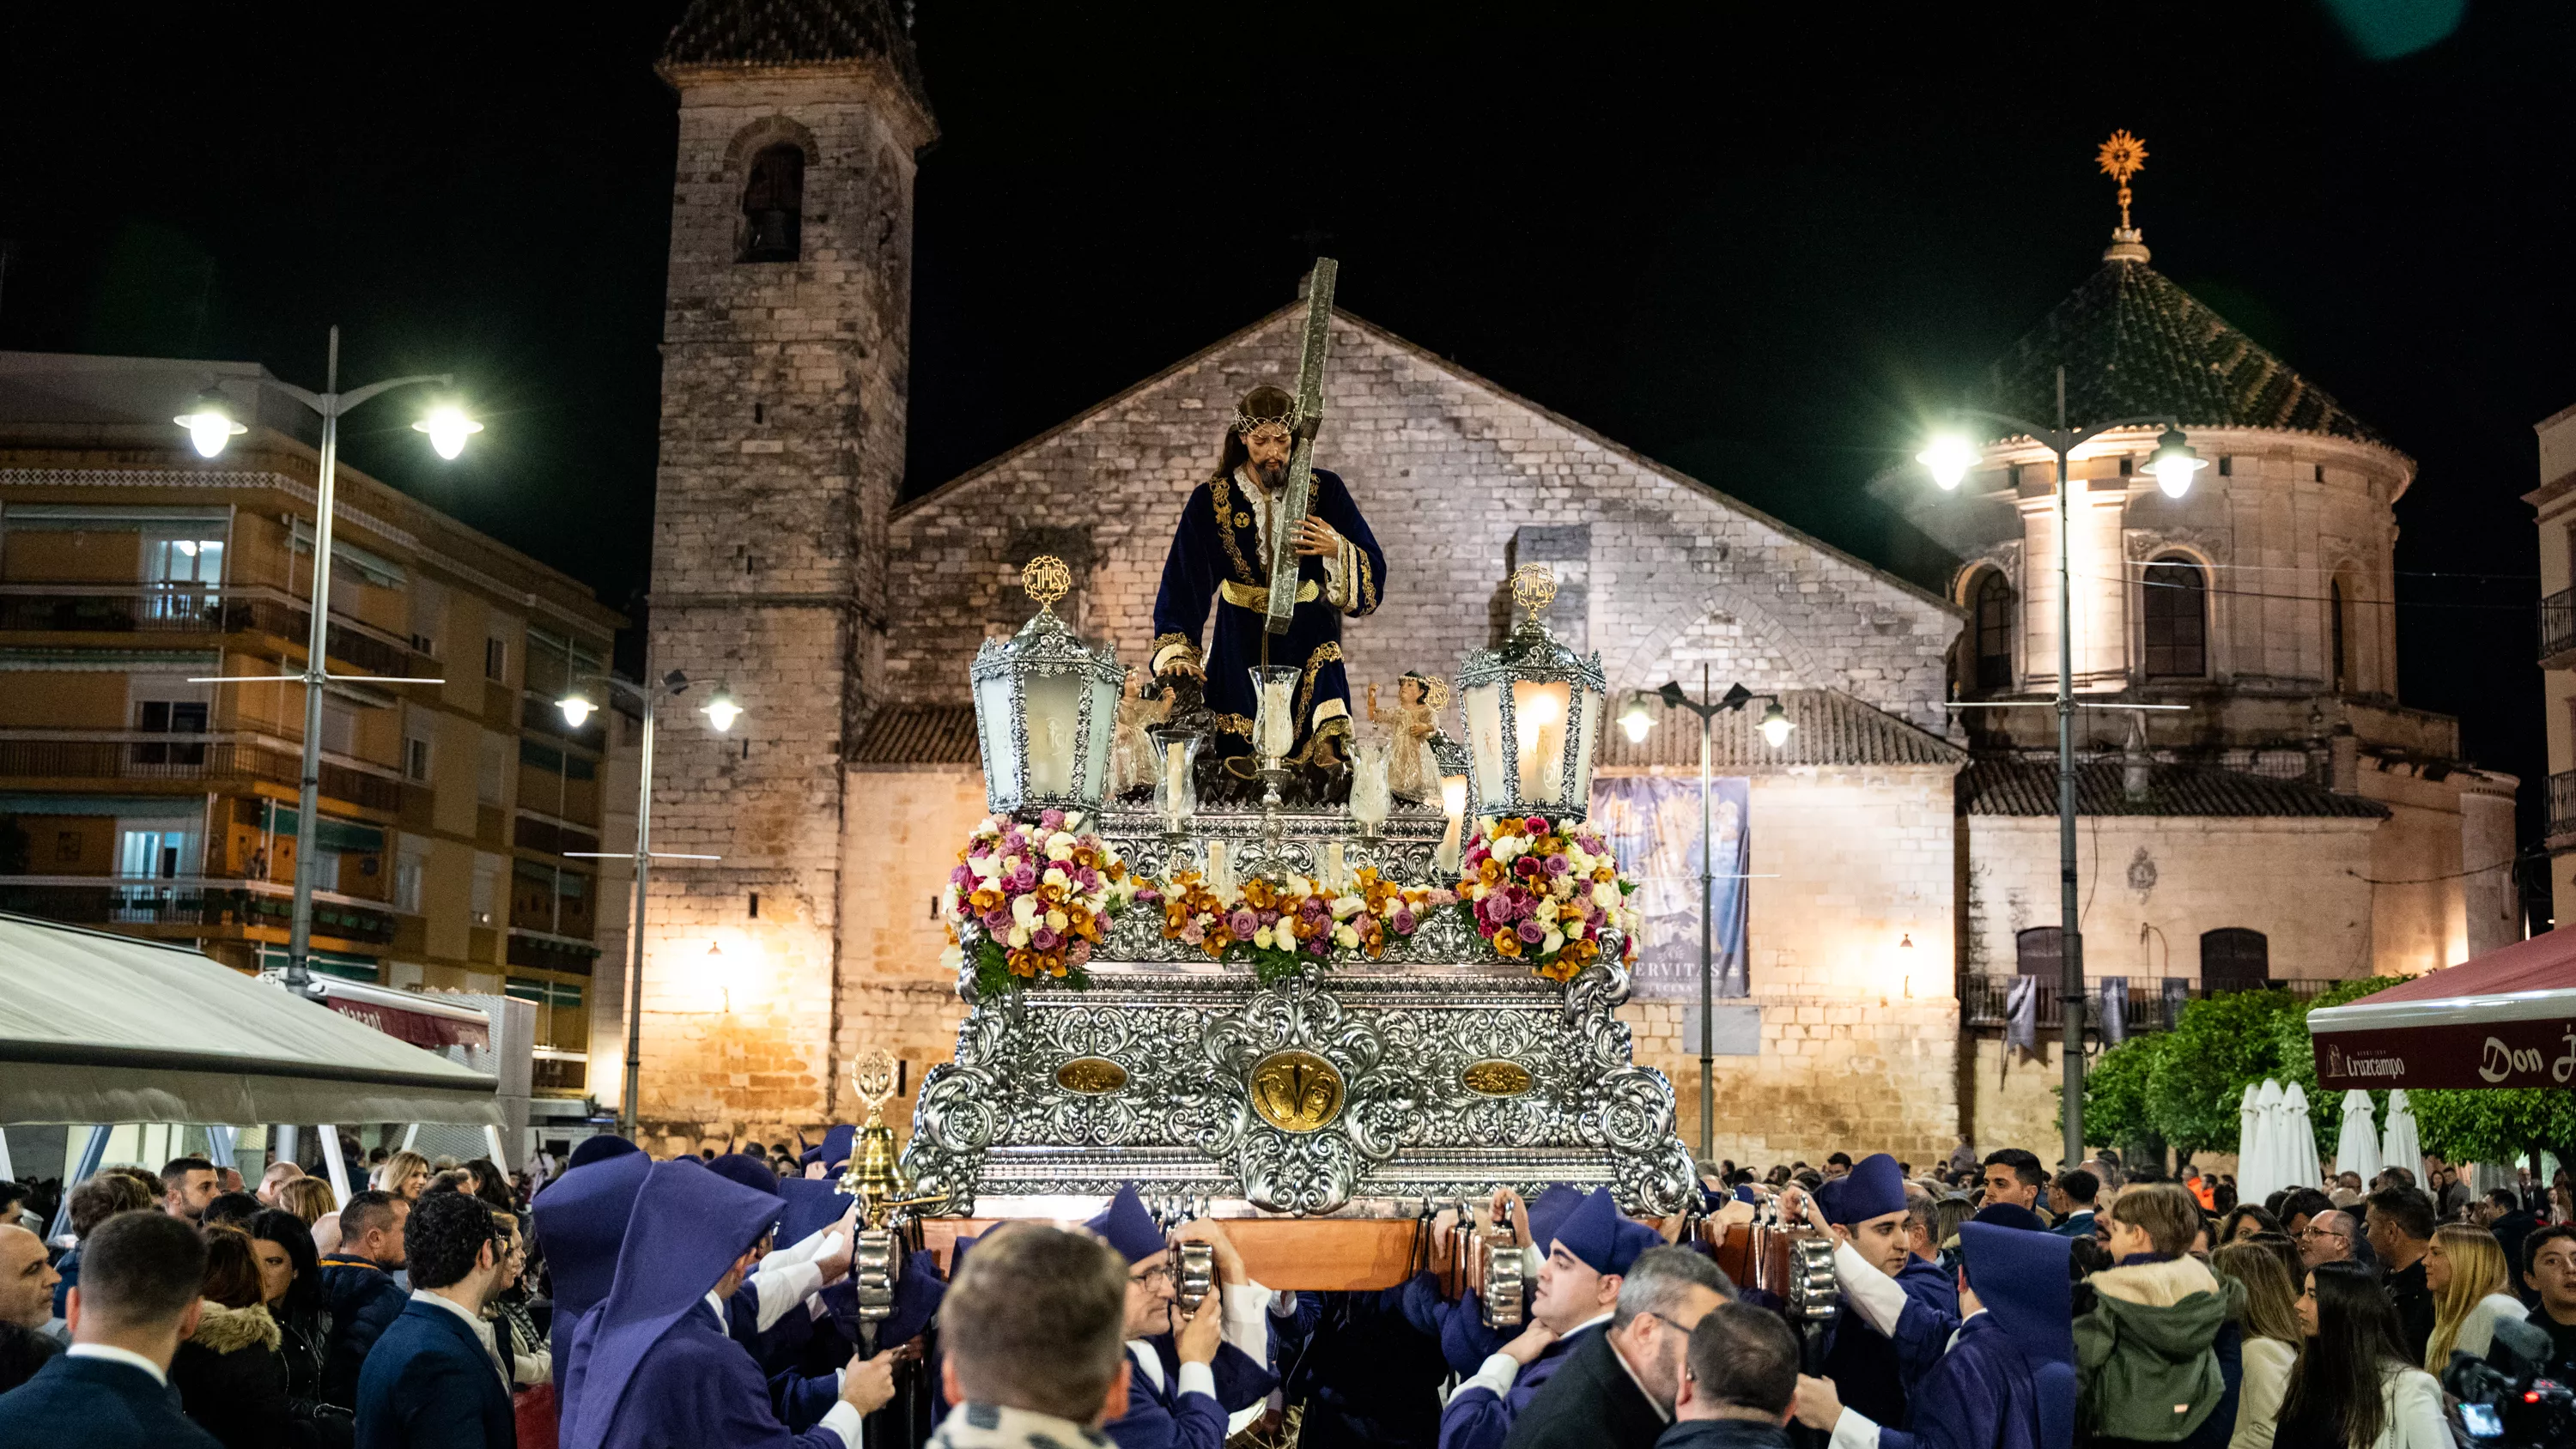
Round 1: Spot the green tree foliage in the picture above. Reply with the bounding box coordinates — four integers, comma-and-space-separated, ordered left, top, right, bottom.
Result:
2407, 1087, 2576, 1167
2143, 989, 2303, 1155
2271, 978, 2404, 1161
2069, 1032, 2167, 1153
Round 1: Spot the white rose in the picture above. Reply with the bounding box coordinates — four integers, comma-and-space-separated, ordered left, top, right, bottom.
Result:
1062, 810, 1086, 832
969, 854, 999, 880
1592, 882, 1618, 908
1334, 924, 1360, 949
1012, 895, 1039, 927
1042, 866, 1069, 888
1254, 925, 1274, 950
1006, 925, 1031, 949
1543, 930, 1565, 956
939, 942, 963, 973
1047, 841, 1075, 864
939, 884, 957, 916
1046, 908, 1069, 932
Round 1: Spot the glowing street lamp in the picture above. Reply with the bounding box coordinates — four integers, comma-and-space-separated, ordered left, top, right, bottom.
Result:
701, 687, 743, 734
555, 693, 597, 730
174, 390, 246, 458
1615, 691, 1658, 744
411, 406, 485, 461
1756, 700, 1795, 749
2149, 427, 2205, 499
1916, 434, 1978, 491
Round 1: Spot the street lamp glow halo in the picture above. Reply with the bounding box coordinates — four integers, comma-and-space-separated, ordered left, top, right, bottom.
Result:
557, 693, 597, 728
175, 391, 247, 458
1917, 433, 1978, 491
1757, 700, 1795, 749
412, 407, 484, 461
702, 687, 742, 733
1615, 692, 1657, 743
2148, 427, 2204, 499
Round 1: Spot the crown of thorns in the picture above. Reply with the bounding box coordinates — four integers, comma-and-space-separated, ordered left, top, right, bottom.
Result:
1233, 386, 1296, 436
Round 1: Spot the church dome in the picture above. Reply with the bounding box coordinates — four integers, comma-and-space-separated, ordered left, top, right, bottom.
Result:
1981, 255, 2394, 454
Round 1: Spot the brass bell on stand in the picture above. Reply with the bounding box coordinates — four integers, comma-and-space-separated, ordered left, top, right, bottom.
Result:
835, 1050, 944, 1333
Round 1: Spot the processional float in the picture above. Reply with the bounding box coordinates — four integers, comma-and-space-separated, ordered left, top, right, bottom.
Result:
835, 261, 1831, 1336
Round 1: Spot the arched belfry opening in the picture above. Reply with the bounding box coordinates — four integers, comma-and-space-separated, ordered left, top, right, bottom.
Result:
741, 142, 806, 263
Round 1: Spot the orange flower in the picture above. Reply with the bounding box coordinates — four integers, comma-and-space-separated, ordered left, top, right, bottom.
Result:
1493, 931, 1522, 958
1537, 955, 1581, 983
968, 887, 1003, 912
1477, 858, 1504, 886
1242, 878, 1278, 911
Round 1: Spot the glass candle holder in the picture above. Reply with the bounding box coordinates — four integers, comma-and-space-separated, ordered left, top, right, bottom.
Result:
1348, 737, 1392, 835
1150, 727, 1203, 837
1248, 664, 1301, 767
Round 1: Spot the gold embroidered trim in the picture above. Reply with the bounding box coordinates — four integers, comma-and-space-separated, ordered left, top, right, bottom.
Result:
1218, 578, 1317, 610
1295, 641, 1345, 731
1151, 632, 1204, 677
1209, 476, 1259, 585
1358, 549, 1377, 615
1211, 712, 1254, 737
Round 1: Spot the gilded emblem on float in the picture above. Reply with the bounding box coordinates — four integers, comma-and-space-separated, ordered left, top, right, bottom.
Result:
1055, 1057, 1128, 1094
1249, 1049, 1344, 1133
1461, 1060, 1534, 1097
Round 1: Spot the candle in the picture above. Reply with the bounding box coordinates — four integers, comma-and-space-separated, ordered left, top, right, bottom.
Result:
1257, 676, 1297, 761
1323, 842, 1347, 892
1349, 743, 1390, 828
1163, 740, 1190, 833
1206, 839, 1230, 895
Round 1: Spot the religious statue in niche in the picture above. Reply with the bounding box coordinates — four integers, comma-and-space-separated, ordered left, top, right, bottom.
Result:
1366, 671, 1446, 802
1150, 383, 1387, 790
1109, 666, 1170, 798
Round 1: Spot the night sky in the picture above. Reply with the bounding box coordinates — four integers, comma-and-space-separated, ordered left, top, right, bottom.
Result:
3, 3, 2568, 902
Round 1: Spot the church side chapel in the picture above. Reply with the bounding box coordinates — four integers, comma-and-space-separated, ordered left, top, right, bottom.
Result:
627, 2, 2514, 1179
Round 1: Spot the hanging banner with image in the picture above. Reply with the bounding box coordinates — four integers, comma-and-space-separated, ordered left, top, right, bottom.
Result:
1589, 774, 1751, 999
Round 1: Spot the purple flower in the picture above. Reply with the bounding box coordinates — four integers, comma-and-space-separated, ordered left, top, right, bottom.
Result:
1517, 919, 1546, 944
1179, 919, 1206, 944
949, 864, 975, 889
969, 839, 993, 858
1030, 926, 1060, 951
1543, 854, 1571, 876
1066, 937, 1093, 966
1011, 865, 1038, 892
1076, 866, 1101, 892
1229, 908, 1259, 938
1135, 888, 1163, 906
1039, 809, 1066, 830
982, 908, 1012, 932
1390, 907, 1416, 934
1308, 936, 1330, 956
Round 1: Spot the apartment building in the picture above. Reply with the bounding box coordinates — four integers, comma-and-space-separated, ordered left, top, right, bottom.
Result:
2537, 404, 2576, 928
0, 351, 624, 1100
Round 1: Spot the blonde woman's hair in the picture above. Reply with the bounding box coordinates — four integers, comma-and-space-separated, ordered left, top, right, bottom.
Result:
276, 1175, 337, 1225
372, 1149, 431, 1196
2210, 1240, 2302, 1345
2425, 1223, 2509, 1370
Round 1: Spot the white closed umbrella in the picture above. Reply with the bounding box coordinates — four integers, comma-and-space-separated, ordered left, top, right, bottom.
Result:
2238, 1082, 2269, 1202
2281, 1081, 2314, 1190
2382, 1088, 2422, 1186
2336, 1089, 2383, 1183
2252, 1080, 2287, 1202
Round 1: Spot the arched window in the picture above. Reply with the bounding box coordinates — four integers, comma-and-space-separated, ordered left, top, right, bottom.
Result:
1973, 570, 2015, 694
2200, 928, 2269, 993
741, 143, 805, 263
2141, 554, 2208, 678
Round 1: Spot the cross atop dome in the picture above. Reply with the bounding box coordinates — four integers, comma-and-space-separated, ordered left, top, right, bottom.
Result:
2097, 129, 2153, 264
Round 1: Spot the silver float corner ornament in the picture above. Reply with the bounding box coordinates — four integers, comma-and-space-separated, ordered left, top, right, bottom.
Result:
970, 555, 1127, 816
1455, 565, 1609, 824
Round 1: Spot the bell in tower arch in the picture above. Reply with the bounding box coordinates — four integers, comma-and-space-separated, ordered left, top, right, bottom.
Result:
741, 142, 805, 263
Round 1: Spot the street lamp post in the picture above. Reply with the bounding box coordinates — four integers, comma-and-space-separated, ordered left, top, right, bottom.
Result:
558, 671, 738, 1138
1616, 665, 1792, 1161
179, 325, 478, 995
1918, 365, 2202, 1167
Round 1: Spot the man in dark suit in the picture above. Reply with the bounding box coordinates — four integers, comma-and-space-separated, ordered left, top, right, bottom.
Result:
1503, 1246, 1730, 1449
357, 1189, 516, 1449
321, 1189, 414, 1408
1656, 1301, 1801, 1449
0, 1210, 222, 1447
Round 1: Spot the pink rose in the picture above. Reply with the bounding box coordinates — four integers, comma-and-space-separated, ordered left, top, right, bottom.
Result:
1517, 919, 1546, 944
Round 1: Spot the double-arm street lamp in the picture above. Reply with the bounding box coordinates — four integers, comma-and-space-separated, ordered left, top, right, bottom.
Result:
1916, 366, 2202, 1168
556, 671, 741, 1138
1613, 664, 1793, 1161
179, 325, 480, 994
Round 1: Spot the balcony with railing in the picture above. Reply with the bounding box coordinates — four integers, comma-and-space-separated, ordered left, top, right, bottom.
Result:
2543, 588, 2576, 666
1961, 973, 2342, 1035
0, 731, 404, 813
0, 876, 402, 944
0, 583, 422, 677
2549, 771, 2576, 848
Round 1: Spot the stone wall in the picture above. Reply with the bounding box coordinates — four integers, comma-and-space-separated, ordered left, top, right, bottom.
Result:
886, 307, 1962, 736
636, 62, 931, 1137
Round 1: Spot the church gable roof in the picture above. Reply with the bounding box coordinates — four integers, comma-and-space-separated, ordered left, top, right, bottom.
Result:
1984, 259, 2391, 451
1959, 756, 2388, 819
659, 0, 931, 115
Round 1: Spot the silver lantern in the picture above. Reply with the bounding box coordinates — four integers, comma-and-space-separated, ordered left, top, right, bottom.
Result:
1455, 566, 1608, 823
969, 556, 1125, 816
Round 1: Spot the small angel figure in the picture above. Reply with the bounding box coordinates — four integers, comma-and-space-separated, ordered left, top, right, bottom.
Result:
1369, 671, 1445, 802
1110, 667, 1170, 797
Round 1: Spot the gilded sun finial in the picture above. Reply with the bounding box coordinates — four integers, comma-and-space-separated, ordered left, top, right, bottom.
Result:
1510, 564, 1558, 623
1021, 555, 1072, 614
2096, 130, 2148, 231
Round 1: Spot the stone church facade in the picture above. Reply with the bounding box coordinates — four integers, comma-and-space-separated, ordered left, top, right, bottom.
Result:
618, 1, 2514, 1166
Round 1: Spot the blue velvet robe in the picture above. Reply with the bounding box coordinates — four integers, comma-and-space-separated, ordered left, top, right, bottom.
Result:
1151, 466, 1386, 755
1400, 1271, 1510, 1377
1825, 1253, 1961, 1429
1436, 1321, 1601, 1449
565, 1299, 850, 1449
1100, 1337, 1274, 1449
1872, 1314, 2057, 1449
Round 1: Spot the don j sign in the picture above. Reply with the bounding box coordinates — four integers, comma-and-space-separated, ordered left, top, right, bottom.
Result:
2310, 997, 2576, 1091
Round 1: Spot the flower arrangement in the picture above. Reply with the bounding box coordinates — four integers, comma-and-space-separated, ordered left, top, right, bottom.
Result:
1160, 866, 1449, 985
940, 810, 1144, 995
1455, 815, 1638, 982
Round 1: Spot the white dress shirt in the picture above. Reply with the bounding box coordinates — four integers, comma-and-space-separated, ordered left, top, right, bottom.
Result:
64, 1342, 166, 1385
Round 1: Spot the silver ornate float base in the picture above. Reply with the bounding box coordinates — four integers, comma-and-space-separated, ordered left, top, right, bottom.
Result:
902, 804, 1697, 1218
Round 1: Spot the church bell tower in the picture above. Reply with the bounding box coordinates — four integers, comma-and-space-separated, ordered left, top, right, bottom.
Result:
638, 0, 935, 1139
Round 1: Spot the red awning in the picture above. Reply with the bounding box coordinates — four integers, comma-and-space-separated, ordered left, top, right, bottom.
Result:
316, 981, 489, 1053
2307, 927, 2576, 1090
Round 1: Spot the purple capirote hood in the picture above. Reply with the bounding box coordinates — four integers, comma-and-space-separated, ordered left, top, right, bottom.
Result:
532, 1149, 653, 1323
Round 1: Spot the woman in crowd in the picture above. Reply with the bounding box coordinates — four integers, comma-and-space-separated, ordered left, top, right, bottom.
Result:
170, 1226, 292, 1449
2218, 1203, 2282, 1245
483, 1209, 549, 1389
2211, 1240, 2302, 1449
277, 1173, 341, 1253
2275, 1261, 2448, 1449
461, 1157, 517, 1215
2422, 1223, 2526, 1367
244, 1207, 349, 1447
369, 1149, 431, 1200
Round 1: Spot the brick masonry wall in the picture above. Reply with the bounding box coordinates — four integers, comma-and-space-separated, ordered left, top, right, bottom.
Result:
637, 65, 929, 1138
885, 308, 1963, 735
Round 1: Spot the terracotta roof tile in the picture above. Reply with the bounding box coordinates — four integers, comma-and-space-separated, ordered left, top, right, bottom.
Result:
1594, 689, 1964, 771
852, 703, 978, 766
1958, 756, 2388, 818
659, 0, 931, 116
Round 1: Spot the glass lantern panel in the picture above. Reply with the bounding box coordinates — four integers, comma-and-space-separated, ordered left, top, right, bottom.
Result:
1511, 679, 1574, 807
1569, 686, 1604, 813
974, 673, 1020, 804
1077, 670, 1120, 806
1462, 682, 1506, 817
1022, 671, 1084, 797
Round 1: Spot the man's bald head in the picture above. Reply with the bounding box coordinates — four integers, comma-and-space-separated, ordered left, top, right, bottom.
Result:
0, 1224, 59, 1329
